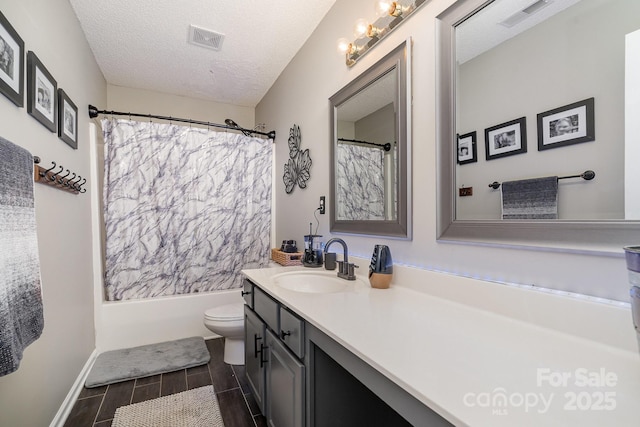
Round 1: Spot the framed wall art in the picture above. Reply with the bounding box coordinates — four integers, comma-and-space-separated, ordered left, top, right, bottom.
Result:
0, 11, 24, 107
457, 131, 477, 165
537, 97, 595, 151
484, 117, 527, 161
58, 88, 78, 149
27, 51, 57, 132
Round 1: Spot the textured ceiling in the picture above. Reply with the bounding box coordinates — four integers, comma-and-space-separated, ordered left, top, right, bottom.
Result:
69, 0, 337, 107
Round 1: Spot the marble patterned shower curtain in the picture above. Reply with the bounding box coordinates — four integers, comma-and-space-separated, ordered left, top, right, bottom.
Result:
102, 119, 272, 301
336, 144, 385, 220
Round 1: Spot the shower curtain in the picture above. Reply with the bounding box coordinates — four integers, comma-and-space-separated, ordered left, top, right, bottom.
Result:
102, 119, 272, 301
336, 143, 386, 220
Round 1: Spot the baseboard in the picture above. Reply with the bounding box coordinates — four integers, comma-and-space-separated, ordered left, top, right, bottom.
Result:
49, 349, 99, 427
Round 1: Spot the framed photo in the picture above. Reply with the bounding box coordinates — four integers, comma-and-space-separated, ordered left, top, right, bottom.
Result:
0, 11, 24, 107
457, 131, 477, 164
58, 89, 78, 149
27, 51, 57, 132
484, 117, 527, 160
537, 97, 594, 151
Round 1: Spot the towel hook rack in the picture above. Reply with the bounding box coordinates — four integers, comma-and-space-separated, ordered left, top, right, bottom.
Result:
488, 170, 595, 190
33, 157, 86, 195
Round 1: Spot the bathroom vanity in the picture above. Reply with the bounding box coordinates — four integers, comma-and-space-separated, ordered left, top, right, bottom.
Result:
242, 265, 640, 426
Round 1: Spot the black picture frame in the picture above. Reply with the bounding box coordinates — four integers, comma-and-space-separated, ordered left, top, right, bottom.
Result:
484, 117, 527, 161
57, 88, 78, 149
0, 11, 24, 107
457, 131, 477, 165
537, 97, 595, 151
27, 51, 57, 132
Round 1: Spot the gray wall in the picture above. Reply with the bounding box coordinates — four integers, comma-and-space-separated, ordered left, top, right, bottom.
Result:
456, 0, 637, 220
0, 0, 106, 426
256, 0, 632, 301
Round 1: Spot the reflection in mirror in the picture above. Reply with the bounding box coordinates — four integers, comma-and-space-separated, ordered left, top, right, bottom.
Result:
436, 0, 640, 252
336, 70, 397, 221
330, 39, 411, 238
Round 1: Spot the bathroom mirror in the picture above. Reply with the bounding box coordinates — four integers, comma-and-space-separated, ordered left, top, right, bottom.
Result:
436, 0, 640, 253
330, 38, 411, 238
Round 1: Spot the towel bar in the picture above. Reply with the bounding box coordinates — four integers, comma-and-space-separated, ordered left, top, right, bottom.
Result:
488, 170, 595, 190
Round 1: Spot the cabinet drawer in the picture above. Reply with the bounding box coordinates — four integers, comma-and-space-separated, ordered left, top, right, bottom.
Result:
243, 279, 254, 308
253, 286, 279, 333
279, 306, 305, 359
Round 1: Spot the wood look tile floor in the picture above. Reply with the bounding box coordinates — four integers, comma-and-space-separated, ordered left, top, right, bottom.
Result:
63, 338, 267, 427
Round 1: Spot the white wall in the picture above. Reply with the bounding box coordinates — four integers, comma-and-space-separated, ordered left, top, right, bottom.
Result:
106, 84, 255, 128
0, 1, 106, 426
256, 0, 632, 302
625, 29, 640, 219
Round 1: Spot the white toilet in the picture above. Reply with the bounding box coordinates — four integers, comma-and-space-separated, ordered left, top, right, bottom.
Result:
203, 302, 245, 365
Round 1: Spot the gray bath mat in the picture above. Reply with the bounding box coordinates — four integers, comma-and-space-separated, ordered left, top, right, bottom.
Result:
85, 336, 210, 388
112, 385, 223, 427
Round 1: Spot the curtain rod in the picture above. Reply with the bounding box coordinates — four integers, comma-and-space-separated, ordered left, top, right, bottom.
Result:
87, 105, 276, 140
337, 137, 392, 151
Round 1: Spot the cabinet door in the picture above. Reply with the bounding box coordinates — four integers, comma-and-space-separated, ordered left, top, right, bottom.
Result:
245, 306, 266, 414
266, 329, 305, 427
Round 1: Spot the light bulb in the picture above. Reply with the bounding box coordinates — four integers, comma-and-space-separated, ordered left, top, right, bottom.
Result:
375, 0, 393, 17
353, 18, 369, 38
337, 38, 350, 54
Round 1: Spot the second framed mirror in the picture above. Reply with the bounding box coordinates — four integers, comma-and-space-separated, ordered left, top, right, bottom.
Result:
329, 38, 412, 238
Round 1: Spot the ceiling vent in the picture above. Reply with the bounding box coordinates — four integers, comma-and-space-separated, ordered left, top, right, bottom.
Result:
188, 25, 225, 51
499, 0, 552, 28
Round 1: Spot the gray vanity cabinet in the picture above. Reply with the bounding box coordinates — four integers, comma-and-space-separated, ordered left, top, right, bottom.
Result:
244, 305, 266, 414
265, 329, 305, 427
244, 280, 305, 427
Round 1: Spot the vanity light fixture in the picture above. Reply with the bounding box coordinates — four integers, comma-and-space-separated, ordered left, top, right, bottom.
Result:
366, 24, 382, 38
388, 2, 409, 17
337, 0, 427, 67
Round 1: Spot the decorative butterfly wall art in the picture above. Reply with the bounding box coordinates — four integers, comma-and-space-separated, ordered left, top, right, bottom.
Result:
283, 124, 312, 194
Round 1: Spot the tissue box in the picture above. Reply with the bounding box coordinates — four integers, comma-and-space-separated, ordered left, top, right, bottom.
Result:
271, 248, 303, 266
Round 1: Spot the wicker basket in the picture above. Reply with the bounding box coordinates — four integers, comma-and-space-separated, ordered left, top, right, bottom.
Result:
271, 248, 304, 266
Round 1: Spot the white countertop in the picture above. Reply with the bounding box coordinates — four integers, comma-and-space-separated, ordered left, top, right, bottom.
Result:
242, 264, 640, 427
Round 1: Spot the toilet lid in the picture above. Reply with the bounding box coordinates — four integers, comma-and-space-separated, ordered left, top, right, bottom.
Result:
205, 303, 244, 321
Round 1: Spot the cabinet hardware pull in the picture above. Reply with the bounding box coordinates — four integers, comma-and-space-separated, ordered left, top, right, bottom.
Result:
259, 344, 267, 368
241, 290, 251, 296
254, 334, 262, 358
280, 330, 291, 339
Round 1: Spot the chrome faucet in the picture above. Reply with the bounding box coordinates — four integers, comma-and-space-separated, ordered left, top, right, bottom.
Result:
324, 238, 358, 280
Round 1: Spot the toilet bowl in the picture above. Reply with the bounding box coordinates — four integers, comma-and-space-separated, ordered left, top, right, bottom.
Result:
204, 302, 245, 365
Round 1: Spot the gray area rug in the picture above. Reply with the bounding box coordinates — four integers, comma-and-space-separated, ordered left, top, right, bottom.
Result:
85, 336, 210, 388
112, 385, 224, 427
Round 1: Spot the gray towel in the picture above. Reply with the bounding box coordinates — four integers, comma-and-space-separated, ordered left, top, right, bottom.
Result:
501, 176, 558, 219
0, 137, 44, 377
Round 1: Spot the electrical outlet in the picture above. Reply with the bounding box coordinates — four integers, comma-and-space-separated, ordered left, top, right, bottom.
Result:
459, 187, 473, 197
319, 196, 326, 214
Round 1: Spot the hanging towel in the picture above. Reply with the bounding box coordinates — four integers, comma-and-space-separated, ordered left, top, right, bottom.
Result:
501, 176, 558, 219
0, 136, 44, 377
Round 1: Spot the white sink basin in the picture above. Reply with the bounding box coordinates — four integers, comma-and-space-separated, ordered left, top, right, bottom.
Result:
273, 270, 360, 293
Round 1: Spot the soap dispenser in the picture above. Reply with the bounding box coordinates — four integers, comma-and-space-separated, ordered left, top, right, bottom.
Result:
369, 245, 393, 289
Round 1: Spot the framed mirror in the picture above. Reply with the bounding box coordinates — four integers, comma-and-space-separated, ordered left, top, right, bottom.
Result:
330, 38, 411, 238
436, 0, 640, 253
